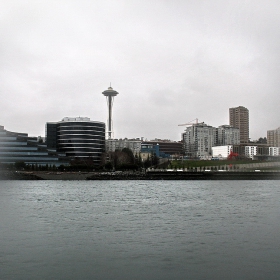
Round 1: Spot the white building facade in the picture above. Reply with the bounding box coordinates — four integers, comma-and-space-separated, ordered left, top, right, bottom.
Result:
245, 146, 257, 159
106, 138, 141, 154
269, 147, 280, 156
212, 145, 233, 159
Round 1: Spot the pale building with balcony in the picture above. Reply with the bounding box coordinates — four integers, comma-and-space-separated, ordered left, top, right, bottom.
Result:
182, 123, 216, 158
267, 127, 280, 147
106, 138, 141, 154
217, 125, 240, 145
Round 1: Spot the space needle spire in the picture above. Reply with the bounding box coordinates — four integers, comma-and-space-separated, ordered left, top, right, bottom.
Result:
102, 85, 119, 139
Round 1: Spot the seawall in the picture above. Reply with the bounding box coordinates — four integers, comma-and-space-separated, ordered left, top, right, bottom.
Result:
1, 170, 280, 180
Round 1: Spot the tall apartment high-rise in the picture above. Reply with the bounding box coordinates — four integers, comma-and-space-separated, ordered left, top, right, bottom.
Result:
217, 125, 240, 145
182, 123, 216, 158
229, 106, 249, 144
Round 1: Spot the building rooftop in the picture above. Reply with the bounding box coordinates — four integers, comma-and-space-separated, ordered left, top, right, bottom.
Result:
62, 117, 90, 122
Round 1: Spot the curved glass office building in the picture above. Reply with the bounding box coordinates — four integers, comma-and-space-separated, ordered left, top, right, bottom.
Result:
46, 117, 105, 165
0, 125, 67, 166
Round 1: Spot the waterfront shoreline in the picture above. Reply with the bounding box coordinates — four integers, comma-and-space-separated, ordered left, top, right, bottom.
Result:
1, 170, 280, 180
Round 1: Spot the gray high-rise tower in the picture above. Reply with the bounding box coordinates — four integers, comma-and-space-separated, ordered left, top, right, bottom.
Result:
102, 86, 119, 139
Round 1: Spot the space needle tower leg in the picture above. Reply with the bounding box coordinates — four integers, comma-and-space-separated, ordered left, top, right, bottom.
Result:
107, 95, 113, 139
102, 86, 119, 140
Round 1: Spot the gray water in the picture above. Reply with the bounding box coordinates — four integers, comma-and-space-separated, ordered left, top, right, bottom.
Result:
0, 180, 279, 280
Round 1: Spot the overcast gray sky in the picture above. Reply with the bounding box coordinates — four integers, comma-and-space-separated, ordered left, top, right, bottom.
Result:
1, 0, 279, 141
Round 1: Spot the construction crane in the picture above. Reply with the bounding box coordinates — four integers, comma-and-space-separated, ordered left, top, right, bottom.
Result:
178, 118, 203, 126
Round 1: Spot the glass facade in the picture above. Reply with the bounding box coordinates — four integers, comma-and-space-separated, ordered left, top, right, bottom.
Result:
0, 126, 68, 166
46, 118, 105, 165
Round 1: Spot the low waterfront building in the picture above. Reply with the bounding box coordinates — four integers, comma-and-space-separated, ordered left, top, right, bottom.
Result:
245, 146, 257, 159
141, 143, 160, 160
142, 139, 183, 158
0, 125, 67, 166
269, 147, 280, 156
231, 144, 269, 159
212, 145, 233, 159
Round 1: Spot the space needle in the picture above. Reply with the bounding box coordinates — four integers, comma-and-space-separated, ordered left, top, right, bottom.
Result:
102, 85, 119, 139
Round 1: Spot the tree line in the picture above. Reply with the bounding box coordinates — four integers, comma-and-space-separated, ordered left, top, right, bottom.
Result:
0, 148, 159, 172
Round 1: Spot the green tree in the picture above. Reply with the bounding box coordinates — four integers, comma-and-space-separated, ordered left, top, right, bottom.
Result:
14, 161, 26, 170
144, 154, 151, 169
122, 148, 135, 164
104, 161, 113, 170
151, 153, 159, 167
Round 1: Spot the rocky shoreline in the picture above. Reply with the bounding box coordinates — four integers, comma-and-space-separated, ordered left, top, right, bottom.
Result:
0, 171, 43, 180
1, 170, 280, 180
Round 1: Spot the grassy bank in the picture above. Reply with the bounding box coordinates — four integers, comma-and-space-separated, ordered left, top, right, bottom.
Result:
169, 159, 280, 170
